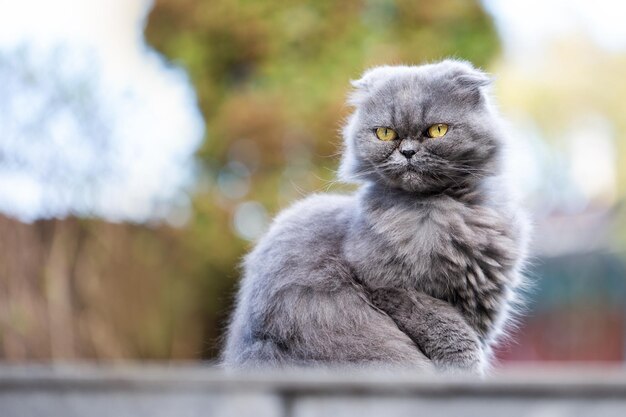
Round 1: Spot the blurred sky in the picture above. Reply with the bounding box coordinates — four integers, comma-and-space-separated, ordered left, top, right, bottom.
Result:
484, 0, 625, 215
0, 0, 204, 223
0, 0, 624, 223
484, 0, 626, 57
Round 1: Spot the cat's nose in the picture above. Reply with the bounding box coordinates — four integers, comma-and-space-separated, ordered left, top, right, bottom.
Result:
400, 149, 416, 159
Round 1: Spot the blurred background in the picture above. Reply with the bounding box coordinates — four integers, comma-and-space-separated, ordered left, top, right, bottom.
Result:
0, 0, 625, 365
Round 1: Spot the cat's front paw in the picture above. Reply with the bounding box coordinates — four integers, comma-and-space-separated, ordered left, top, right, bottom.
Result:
434, 345, 485, 375
430, 329, 486, 374
368, 287, 486, 374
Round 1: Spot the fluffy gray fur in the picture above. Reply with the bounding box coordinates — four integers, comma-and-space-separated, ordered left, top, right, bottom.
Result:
223, 60, 529, 373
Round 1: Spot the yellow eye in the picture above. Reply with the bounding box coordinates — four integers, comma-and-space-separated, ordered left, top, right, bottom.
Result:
375, 127, 397, 141
427, 123, 449, 138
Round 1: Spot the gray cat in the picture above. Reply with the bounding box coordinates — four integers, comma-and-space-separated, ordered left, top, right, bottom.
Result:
222, 60, 529, 373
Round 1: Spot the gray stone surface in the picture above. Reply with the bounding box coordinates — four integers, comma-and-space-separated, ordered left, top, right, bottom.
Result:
1, 364, 625, 417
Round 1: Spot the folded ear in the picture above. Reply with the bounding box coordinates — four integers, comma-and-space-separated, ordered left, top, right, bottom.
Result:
350, 66, 391, 91
348, 66, 410, 106
441, 60, 493, 103
455, 70, 492, 90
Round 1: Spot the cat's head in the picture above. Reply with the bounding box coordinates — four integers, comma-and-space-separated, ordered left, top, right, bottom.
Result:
340, 60, 504, 194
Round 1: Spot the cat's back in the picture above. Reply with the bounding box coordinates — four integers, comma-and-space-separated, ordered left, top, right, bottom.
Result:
223, 193, 356, 365
244, 193, 355, 286
265, 192, 353, 242
234, 192, 356, 315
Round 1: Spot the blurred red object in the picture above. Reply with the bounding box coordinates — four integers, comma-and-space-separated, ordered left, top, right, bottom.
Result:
496, 306, 624, 363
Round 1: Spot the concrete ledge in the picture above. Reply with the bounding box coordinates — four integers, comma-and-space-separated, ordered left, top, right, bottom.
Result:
1, 364, 626, 417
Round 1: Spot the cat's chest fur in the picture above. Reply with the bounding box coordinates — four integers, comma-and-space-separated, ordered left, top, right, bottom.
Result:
344, 189, 519, 336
